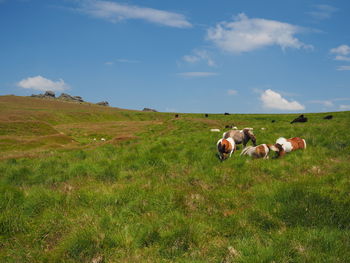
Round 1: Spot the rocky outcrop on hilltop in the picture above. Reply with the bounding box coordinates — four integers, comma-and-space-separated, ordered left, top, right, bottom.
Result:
31, 90, 56, 98
30, 91, 113, 106
45, 91, 55, 98
58, 93, 84, 102
96, 101, 109, 106
142, 108, 158, 112
31, 91, 85, 102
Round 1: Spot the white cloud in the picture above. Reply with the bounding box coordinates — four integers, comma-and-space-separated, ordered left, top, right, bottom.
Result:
182, 50, 215, 66
77, 0, 192, 28
105, 61, 114, 65
334, 55, 350, 62
227, 89, 237, 95
17, 76, 69, 92
330, 45, 350, 55
308, 5, 337, 20
177, 72, 219, 78
339, 105, 350, 110
330, 45, 350, 62
260, 89, 305, 110
207, 13, 311, 53
337, 66, 350, 71
183, 55, 199, 64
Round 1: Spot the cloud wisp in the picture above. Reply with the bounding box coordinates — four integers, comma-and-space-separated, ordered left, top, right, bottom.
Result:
330, 45, 350, 56
339, 105, 350, 110
309, 100, 334, 107
308, 4, 337, 20
227, 89, 237, 95
105, 58, 140, 65
337, 66, 350, 71
334, 56, 350, 62
77, 0, 192, 28
207, 13, 311, 54
309, 97, 350, 108
260, 89, 305, 111
182, 50, 215, 67
17, 76, 69, 92
116, 58, 140, 63
177, 72, 219, 78
330, 45, 350, 62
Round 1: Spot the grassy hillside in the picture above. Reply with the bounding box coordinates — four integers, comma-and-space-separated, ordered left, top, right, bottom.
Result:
1, 95, 350, 262
0, 96, 169, 159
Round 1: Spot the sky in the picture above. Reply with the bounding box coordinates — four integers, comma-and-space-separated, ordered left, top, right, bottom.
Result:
1, 0, 350, 113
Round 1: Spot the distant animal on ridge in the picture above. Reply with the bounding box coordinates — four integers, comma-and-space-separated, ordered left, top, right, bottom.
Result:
275, 137, 306, 157
290, 114, 307, 124
223, 128, 257, 147
323, 115, 333, 120
175, 114, 179, 118
217, 137, 235, 160
224, 112, 230, 115
205, 114, 209, 118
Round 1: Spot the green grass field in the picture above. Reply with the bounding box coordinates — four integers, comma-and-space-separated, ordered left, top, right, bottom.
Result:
1, 96, 350, 262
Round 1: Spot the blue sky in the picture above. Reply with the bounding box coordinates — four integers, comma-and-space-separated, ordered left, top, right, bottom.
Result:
1, 0, 350, 113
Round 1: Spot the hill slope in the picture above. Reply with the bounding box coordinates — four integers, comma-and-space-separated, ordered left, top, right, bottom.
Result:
0, 95, 350, 262
0, 96, 170, 159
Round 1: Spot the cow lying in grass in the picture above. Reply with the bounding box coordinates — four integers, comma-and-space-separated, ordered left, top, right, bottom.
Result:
223, 128, 257, 148
217, 137, 236, 160
240, 144, 283, 159
240, 137, 306, 159
241, 144, 270, 159
275, 137, 306, 157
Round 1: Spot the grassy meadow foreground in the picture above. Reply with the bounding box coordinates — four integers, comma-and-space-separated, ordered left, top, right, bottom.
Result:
0, 96, 350, 262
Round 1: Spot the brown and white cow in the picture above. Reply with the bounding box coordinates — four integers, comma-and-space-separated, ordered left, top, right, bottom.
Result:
217, 137, 236, 160
240, 144, 270, 159
240, 143, 283, 159
223, 128, 257, 148
275, 137, 306, 157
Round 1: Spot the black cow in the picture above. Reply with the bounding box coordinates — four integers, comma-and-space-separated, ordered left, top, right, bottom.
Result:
224, 112, 230, 115
323, 115, 333, 120
205, 114, 209, 118
175, 114, 179, 118
290, 114, 308, 124
271, 120, 276, 123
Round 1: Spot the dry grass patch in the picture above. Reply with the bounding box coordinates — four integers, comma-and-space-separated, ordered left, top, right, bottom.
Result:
55, 121, 163, 144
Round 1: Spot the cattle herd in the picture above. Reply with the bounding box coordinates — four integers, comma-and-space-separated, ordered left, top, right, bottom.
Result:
216, 114, 332, 161
217, 127, 306, 161
169, 113, 331, 160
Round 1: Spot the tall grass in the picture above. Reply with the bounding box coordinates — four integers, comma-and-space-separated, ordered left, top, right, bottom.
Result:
0, 110, 349, 262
